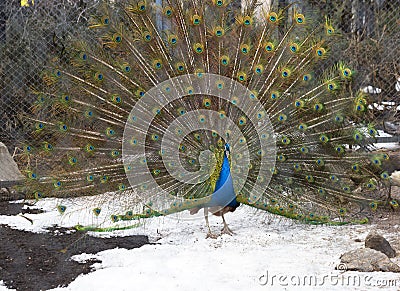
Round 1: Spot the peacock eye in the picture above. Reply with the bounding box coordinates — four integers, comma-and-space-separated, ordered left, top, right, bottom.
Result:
192, 15, 201, 25
58, 205, 66, 213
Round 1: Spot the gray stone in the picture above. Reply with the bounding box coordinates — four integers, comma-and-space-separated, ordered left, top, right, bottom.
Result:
340, 248, 400, 272
365, 231, 396, 258
391, 171, 400, 187
0, 142, 24, 187
389, 238, 400, 257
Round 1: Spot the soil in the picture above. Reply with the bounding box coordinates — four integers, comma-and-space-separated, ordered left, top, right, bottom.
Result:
0, 202, 150, 291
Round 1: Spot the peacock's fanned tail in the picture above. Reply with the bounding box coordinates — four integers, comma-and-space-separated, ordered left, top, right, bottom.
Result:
20, 0, 397, 230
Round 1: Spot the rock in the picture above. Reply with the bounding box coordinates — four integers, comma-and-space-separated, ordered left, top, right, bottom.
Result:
0, 142, 24, 188
340, 248, 400, 272
391, 171, 400, 187
365, 231, 396, 258
389, 238, 400, 257
392, 186, 400, 201
0, 187, 25, 202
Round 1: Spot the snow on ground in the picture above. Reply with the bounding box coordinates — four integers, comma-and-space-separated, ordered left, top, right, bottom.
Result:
0, 282, 14, 291
375, 142, 400, 150
377, 130, 394, 138
1, 199, 399, 291
375, 130, 400, 150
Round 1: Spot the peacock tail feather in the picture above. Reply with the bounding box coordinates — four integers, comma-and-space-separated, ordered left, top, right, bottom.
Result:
20, 0, 397, 231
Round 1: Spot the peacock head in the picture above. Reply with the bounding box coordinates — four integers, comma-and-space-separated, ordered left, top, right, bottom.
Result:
224, 143, 230, 154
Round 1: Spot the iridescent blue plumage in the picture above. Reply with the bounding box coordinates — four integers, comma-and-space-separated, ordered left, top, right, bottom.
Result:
208, 144, 240, 209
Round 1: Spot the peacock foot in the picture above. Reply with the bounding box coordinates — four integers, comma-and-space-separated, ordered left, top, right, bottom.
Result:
206, 231, 219, 239
221, 225, 235, 236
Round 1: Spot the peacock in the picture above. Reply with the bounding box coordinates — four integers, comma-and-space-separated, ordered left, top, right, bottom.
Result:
19, 0, 399, 238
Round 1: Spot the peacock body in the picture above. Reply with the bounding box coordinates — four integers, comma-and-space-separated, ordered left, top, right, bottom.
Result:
20, 0, 398, 235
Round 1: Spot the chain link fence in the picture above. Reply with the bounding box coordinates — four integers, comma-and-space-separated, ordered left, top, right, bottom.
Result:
0, 0, 100, 154
0, 0, 399, 154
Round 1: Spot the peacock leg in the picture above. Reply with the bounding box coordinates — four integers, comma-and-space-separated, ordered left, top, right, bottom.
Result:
204, 208, 218, 239
221, 214, 234, 235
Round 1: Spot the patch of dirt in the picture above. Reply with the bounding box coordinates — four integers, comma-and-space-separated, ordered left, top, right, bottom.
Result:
0, 201, 43, 216
0, 207, 150, 291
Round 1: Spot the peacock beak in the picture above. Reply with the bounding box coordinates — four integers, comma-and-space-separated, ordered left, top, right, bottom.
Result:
224, 143, 230, 157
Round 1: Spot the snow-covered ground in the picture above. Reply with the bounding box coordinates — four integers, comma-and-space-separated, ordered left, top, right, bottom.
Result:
375, 130, 399, 150
0, 199, 399, 291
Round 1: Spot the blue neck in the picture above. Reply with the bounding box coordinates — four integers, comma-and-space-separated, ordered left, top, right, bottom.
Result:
208, 150, 239, 208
